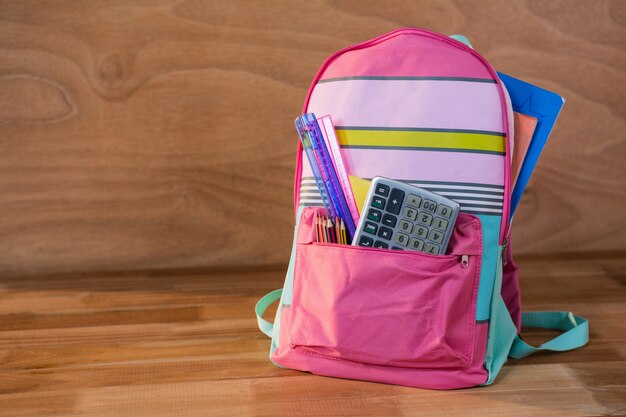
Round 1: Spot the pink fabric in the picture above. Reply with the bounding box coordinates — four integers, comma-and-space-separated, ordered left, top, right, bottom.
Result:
295, 28, 512, 243
285, 28, 514, 388
320, 31, 495, 80
308, 79, 504, 133
299, 151, 505, 187
272, 207, 489, 389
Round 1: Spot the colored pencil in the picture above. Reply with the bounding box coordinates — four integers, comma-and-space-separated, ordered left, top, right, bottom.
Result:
326, 217, 333, 243
314, 212, 349, 245
318, 214, 322, 243
314, 213, 320, 242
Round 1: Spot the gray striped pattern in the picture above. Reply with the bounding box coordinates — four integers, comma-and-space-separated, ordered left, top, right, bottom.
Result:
298, 177, 503, 216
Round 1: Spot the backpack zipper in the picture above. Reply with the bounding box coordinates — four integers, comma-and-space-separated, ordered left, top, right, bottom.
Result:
502, 235, 510, 266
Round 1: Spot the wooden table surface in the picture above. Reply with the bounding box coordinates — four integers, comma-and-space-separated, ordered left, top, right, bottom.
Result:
1, 253, 624, 417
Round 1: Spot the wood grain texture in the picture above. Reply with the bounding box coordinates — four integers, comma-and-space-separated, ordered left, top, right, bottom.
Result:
0, 0, 625, 276
0, 254, 624, 416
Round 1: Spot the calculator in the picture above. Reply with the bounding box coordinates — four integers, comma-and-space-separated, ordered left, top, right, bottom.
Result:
352, 177, 460, 255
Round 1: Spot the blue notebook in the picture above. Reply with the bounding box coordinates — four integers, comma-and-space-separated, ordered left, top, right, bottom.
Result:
498, 72, 565, 219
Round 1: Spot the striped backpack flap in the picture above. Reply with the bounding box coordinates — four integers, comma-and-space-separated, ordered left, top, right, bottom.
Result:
255, 28, 589, 390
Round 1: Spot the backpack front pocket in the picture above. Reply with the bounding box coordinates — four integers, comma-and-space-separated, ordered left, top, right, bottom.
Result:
288, 208, 482, 370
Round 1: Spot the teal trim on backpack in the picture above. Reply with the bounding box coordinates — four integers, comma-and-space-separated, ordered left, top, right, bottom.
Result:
474, 214, 501, 322
450, 34, 474, 49
483, 246, 518, 384
484, 296, 518, 384
280, 214, 300, 307
259, 207, 306, 367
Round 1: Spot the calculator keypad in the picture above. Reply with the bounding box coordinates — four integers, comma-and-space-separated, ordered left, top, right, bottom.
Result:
377, 226, 393, 240
386, 188, 405, 215
428, 229, 444, 244
417, 213, 433, 226
407, 194, 422, 208
436, 204, 453, 218
363, 222, 378, 235
382, 214, 397, 228
375, 184, 390, 197
433, 217, 448, 231
371, 196, 386, 209
394, 232, 409, 246
402, 207, 418, 221
359, 236, 374, 247
413, 225, 428, 239
353, 177, 460, 255
425, 243, 439, 254
398, 219, 413, 233
422, 200, 437, 213
374, 240, 389, 249
367, 209, 382, 222
409, 237, 425, 251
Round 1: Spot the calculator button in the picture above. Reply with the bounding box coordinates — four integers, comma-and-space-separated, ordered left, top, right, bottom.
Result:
393, 232, 409, 246
371, 196, 386, 209
425, 243, 440, 254
382, 213, 397, 228
358, 236, 374, 247
417, 212, 433, 226
367, 208, 382, 222
428, 229, 444, 244
436, 204, 453, 218
374, 183, 390, 197
363, 221, 378, 235
377, 226, 393, 240
422, 199, 437, 213
407, 194, 422, 208
386, 188, 405, 215
374, 240, 389, 249
432, 217, 448, 231
409, 238, 425, 251
412, 225, 429, 239
402, 206, 418, 221
398, 219, 413, 233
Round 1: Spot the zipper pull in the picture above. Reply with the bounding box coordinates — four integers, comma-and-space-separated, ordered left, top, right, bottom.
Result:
460, 255, 469, 268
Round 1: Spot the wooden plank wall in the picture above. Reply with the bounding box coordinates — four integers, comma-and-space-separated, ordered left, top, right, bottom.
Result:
1, 0, 625, 276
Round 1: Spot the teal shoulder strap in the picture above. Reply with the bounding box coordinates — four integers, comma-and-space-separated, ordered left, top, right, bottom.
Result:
255, 289, 282, 338
450, 34, 474, 49
509, 311, 589, 359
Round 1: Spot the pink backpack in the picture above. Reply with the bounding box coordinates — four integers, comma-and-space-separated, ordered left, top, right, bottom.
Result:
256, 28, 588, 389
